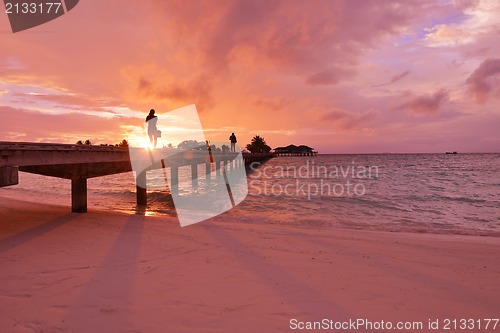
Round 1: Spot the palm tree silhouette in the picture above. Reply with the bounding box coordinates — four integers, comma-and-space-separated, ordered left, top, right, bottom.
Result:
246, 135, 271, 153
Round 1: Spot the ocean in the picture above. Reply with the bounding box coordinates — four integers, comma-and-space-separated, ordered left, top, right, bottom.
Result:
1, 153, 499, 236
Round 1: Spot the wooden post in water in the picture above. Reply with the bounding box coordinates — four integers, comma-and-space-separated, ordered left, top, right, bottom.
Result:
71, 178, 87, 213
136, 171, 147, 206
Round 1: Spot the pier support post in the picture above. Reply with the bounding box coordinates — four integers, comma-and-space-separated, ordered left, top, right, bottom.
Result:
215, 159, 221, 176
191, 164, 198, 189
71, 178, 87, 213
136, 171, 147, 206
0, 166, 18, 187
171, 166, 179, 194
206, 162, 211, 181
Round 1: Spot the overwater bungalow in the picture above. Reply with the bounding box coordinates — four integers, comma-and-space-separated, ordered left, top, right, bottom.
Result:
273, 144, 318, 156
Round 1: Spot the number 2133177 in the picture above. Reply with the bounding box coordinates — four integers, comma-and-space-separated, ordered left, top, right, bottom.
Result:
442, 318, 499, 330
5, 2, 62, 14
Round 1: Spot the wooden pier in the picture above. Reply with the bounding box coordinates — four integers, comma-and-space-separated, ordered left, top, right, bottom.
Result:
0, 142, 271, 213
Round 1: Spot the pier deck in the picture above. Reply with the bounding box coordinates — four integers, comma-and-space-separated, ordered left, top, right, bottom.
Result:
0, 142, 272, 213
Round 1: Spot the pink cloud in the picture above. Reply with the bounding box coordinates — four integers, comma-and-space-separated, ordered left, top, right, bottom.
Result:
136, 74, 214, 111
0, 106, 135, 144
10, 92, 119, 113
466, 58, 500, 104
154, 0, 436, 76
253, 97, 289, 111
399, 89, 449, 115
374, 70, 411, 87
318, 108, 376, 131
305, 68, 354, 86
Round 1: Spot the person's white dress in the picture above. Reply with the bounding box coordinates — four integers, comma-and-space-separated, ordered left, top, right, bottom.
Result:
147, 116, 158, 136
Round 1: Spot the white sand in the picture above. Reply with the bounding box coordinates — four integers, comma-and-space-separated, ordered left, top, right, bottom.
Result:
1, 195, 499, 332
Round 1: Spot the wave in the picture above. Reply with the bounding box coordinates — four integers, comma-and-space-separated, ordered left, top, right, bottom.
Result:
439, 195, 487, 204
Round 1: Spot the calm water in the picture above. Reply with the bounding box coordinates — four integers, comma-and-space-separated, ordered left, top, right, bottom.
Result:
2, 153, 499, 236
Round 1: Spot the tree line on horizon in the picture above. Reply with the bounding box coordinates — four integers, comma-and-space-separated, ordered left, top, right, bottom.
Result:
75, 135, 273, 153
76, 139, 129, 147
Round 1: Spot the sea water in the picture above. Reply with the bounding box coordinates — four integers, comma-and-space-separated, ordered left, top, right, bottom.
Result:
1, 153, 499, 236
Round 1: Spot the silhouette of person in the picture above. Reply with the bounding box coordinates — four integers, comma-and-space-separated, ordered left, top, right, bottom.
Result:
229, 133, 237, 152
146, 109, 159, 148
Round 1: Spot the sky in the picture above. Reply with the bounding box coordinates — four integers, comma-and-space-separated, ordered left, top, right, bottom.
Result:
1, 0, 499, 153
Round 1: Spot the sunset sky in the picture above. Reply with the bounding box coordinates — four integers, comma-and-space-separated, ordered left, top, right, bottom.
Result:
1, 0, 499, 153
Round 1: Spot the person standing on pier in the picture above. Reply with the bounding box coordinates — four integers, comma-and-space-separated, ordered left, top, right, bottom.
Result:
146, 109, 159, 148
229, 132, 237, 152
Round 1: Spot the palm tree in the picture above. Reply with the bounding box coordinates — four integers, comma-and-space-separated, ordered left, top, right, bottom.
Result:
246, 135, 271, 153
118, 139, 129, 147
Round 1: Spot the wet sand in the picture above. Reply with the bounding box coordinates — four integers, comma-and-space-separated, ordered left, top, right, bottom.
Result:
1, 195, 499, 332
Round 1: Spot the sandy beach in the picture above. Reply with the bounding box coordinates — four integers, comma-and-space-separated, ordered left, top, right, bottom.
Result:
1, 195, 499, 332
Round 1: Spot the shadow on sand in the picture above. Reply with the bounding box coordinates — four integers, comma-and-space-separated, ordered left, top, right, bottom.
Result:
0, 213, 78, 254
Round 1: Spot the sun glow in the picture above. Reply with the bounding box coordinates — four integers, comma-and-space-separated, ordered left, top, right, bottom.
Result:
127, 125, 153, 149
